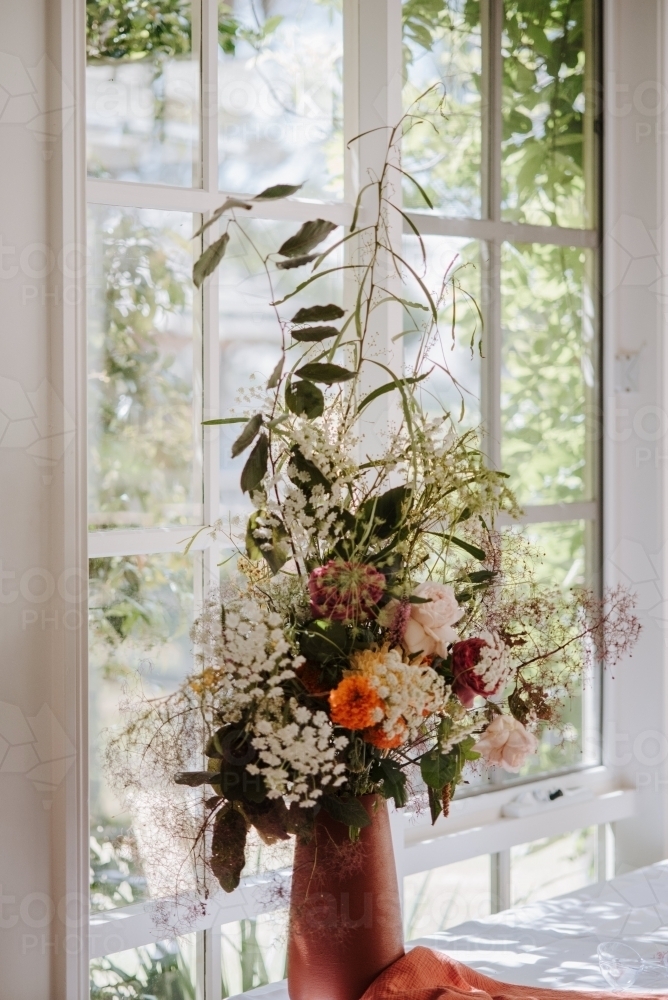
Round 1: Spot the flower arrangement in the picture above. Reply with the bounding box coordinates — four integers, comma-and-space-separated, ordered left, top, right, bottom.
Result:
112, 119, 640, 900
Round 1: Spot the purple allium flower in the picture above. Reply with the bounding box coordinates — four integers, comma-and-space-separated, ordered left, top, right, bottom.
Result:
308, 560, 386, 624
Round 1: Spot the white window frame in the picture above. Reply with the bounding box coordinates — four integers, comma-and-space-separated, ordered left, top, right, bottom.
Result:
74, 0, 637, 995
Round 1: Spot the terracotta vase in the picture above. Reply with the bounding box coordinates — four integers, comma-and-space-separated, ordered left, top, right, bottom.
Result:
287, 795, 405, 1000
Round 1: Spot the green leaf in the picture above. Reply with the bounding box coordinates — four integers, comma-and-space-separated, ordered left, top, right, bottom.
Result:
288, 446, 330, 493
254, 182, 303, 200
240, 433, 268, 493
174, 771, 218, 787
210, 806, 248, 893
291, 304, 345, 324
231, 413, 263, 458
294, 362, 354, 385
193, 232, 230, 287
278, 219, 337, 258
321, 794, 372, 829
361, 485, 412, 540
276, 254, 318, 270
285, 378, 324, 418
266, 355, 284, 389
192, 199, 251, 239
468, 569, 497, 584
202, 417, 247, 425
246, 510, 290, 575
298, 621, 350, 661
291, 325, 339, 343
449, 536, 487, 561
420, 749, 458, 790
298, 619, 351, 661
245, 512, 264, 561
356, 373, 428, 415
370, 758, 408, 808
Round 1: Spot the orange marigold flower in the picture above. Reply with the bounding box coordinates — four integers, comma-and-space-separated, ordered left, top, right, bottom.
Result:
329, 675, 384, 730
363, 724, 405, 750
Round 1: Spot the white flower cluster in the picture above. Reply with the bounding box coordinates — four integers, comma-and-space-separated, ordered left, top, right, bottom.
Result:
249, 700, 348, 807
354, 646, 448, 742
475, 631, 513, 699
191, 591, 348, 807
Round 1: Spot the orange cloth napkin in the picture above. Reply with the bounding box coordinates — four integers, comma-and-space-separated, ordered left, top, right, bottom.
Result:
360, 946, 664, 1000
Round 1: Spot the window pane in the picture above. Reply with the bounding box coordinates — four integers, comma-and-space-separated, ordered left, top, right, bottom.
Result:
501, 242, 595, 507
218, 219, 342, 525
89, 552, 195, 912
402, 0, 482, 218
221, 911, 288, 997
88, 206, 202, 530
404, 856, 492, 940
218, 1, 343, 200
86, 0, 199, 186
511, 827, 598, 906
90, 935, 197, 998
403, 235, 481, 428
502, 0, 597, 228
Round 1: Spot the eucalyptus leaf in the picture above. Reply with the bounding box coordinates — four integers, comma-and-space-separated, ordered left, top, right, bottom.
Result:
192, 199, 252, 239
291, 304, 345, 324
231, 413, 263, 458
254, 183, 303, 200
211, 806, 248, 893
449, 536, 487, 561
193, 232, 230, 288
356, 373, 429, 414
285, 379, 324, 418
294, 362, 354, 384
202, 417, 247, 425
276, 254, 318, 270
321, 794, 372, 829
278, 219, 337, 258
240, 433, 268, 493
266, 355, 284, 389
291, 325, 339, 343
174, 771, 218, 787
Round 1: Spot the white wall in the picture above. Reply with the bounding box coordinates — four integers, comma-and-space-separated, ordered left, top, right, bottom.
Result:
603, 0, 668, 874
0, 1, 87, 998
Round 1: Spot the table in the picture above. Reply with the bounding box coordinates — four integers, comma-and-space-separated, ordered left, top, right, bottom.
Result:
229, 861, 668, 997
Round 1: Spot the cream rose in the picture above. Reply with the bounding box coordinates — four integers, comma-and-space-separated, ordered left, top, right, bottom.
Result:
402, 582, 465, 659
474, 716, 539, 773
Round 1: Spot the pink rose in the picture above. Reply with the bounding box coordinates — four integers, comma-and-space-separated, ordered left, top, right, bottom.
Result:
402, 582, 464, 659
474, 716, 539, 773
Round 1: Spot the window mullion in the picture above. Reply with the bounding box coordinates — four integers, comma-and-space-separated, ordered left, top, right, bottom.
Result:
480, 0, 503, 470
201, 0, 219, 194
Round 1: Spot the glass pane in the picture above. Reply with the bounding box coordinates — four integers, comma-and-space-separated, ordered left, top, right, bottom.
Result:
511, 827, 598, 906
89, 552, 195, 912
456, 518, 597, 794
502, 0, 597, 227
218, 218, 342, 526
86, 1, 199, 185
403, 235, 481, 428
402, 0, 482, 218
511, 519, 593, 779
221, 911, 288, 997
404, 856, 492, 940
501, 242, 595, 507
90, 935, 197, 999
88, 206, 202, 530
218, 1, 343, 200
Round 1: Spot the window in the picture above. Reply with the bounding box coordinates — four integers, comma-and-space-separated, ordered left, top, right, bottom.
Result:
85, 0, 603, 994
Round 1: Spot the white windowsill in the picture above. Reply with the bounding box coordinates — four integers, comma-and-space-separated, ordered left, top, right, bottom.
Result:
89, 767, 634, 957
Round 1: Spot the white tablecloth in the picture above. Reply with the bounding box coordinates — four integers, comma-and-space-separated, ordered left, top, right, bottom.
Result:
230, 861, 668, 997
